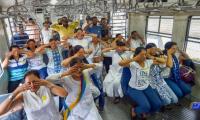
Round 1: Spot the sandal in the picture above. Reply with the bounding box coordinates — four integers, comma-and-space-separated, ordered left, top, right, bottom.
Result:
131, 107, 137, 120
113, 97, 120, 104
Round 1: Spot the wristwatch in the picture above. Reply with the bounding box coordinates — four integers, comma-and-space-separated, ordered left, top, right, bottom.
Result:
8, 93, 14, 101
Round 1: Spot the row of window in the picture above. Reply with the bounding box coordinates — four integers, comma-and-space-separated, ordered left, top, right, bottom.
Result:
146, 16, 200, 62
1, 15, 200, 62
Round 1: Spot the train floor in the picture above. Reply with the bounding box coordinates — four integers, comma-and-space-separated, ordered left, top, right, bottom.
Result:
100, 97, 199, 120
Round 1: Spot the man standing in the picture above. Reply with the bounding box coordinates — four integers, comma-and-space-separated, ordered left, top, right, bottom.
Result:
11, 24, 29, 48
50, 17, 79, 39
41, 21, 52, 44
84, 16, 102, 38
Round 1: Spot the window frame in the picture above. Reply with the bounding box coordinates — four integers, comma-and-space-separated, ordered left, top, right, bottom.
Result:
185, 16, 200, 63
146, 16, 174, 36
110, 10, 128, 38
146, 16, 174, 48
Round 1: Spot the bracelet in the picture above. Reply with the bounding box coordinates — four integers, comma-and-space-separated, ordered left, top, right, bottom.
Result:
8, 93, 14, 101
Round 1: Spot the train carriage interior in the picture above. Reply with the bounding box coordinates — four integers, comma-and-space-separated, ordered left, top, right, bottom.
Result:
0, 0, 200, 120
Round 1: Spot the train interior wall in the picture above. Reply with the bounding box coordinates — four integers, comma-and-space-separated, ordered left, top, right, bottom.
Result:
0, 7, 200, 101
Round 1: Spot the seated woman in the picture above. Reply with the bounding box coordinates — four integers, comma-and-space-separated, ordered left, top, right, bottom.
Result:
127, 31, 145, 48
146, 43, 178, 105
23, 39, 48, 79
87, 36, 105, 64
103, 40, 135, 104
2, 45, 28, 93
66, 28, 93, 50
47, 58, 102, 120
61, 45, 104, 111
119, 47, 164, 119
178, 50, 196, 86
36, 38, 68, 74
163, 42, 192, 98
0, 70, 68, 120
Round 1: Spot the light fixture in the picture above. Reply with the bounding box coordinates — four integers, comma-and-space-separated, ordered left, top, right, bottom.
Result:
50, 0, 58, 5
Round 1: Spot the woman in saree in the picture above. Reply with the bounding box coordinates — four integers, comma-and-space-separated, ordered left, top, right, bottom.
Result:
47, 58, 102, 120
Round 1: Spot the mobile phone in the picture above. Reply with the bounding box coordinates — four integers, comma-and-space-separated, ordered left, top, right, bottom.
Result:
191, 102, 200, 110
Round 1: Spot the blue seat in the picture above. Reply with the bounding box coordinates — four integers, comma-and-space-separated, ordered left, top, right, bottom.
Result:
121, 67, 136, 106
90, 73, 105, 109
121, 67, 131, 96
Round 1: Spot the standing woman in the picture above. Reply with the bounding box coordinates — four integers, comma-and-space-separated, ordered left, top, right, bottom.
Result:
164, 42, 191, 98
0, 70, 67, 120
119, 47, 164, 119
25, 39, 48, 79
2, 45, 28, 93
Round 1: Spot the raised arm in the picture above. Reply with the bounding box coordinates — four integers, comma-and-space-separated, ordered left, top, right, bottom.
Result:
111, 39, 118, 48
136, 32, 145, 45
126, 36, 132, 47
83, 22, 92, 32
40, 80, 68, 97
119, 58, 134, 67
179, 50, 190, 60
2, 52, 12, 69
20, 49, 35, 58
102, 47, 115, 53
35, 44, 49, 54
0, 84, 28, 115
165, 48, 174, 68
69, 21, 80, 29
61, 56, 75, 67
124, 47, 135, 52
152, 56, 166, 64
61, 53, 79, 67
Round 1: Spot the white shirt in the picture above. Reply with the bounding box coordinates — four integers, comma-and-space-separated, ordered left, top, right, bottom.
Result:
130, 38, 143, 48
104, 50, 133, 72
27, 53, 46, 70
68, 36, 92, 49
23, 86, 62, 120
41, 28, 52, 44
129, 60, 153, 90
88, 43, 102, 57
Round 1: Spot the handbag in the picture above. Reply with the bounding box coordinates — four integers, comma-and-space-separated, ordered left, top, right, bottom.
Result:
180, 65, 195, 83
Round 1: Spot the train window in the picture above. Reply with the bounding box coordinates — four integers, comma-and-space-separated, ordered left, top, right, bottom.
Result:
110, 11, 127, 38
146, 16, 174, 49
185, 16, 200, 62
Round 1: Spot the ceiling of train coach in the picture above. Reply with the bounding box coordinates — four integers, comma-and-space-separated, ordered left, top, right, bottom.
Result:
1, 0, 200, 18
0, 0, 199, 9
